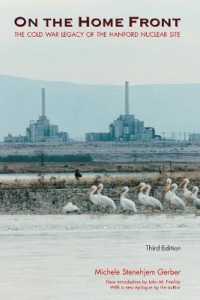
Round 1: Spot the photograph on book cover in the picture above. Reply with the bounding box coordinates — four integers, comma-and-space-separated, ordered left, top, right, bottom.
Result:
0, 0, 200, 299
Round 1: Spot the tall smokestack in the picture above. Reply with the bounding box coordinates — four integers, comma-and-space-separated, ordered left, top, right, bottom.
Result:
41, 88, 46, 117
125, 81, 130, 115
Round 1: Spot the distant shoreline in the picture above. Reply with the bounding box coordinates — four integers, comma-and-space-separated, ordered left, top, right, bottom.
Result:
0, 161, 200, 174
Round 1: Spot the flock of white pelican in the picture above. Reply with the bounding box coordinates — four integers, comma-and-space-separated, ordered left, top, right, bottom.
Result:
62, 178, 200, 213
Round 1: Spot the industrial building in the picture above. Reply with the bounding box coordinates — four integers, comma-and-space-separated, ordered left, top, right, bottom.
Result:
86, 81, 160, 142
189, 133, 200, 143
4, 88, 69, 144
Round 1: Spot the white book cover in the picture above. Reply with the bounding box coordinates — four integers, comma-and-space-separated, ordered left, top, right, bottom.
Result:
0, 1, 199, 300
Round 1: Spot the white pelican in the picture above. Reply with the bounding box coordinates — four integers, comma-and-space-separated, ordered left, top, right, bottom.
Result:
138, 182, 147, 206
97, 183, 116, 210
180, 178, 193, 204
62, 202, 80, 213
138, 182, 162, 210
145, 184, 163, 210
89, 185, 99, 205
191, 186, 200, 209
169, 183, 186, 210
164, 178, 173, 206
120, 186, 137, 213
165, 178, 172, 193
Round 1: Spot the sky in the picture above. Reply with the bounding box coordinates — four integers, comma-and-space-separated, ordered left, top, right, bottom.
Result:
0, 0, 199, 85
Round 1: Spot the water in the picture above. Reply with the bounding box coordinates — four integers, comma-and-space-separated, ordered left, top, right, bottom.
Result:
0, 172, 158, 182
0, 214, 199, 300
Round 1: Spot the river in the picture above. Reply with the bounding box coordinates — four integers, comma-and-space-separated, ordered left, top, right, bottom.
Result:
0, 172, 159, 182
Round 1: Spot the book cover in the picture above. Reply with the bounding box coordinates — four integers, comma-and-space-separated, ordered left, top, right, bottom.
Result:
0, 1, 199, 299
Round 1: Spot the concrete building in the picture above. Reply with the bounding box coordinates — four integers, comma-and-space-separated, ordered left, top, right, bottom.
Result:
189, 133, 200, 143
4, 88, 69, 144
86, 81, 160, 142
85, 132, 111, 142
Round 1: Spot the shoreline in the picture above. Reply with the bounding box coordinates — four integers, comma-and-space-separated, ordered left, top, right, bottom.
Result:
0, 173, 199, 214
0, 171, 200, 187
0, 170, 199, 215
1, 161, 200, 174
